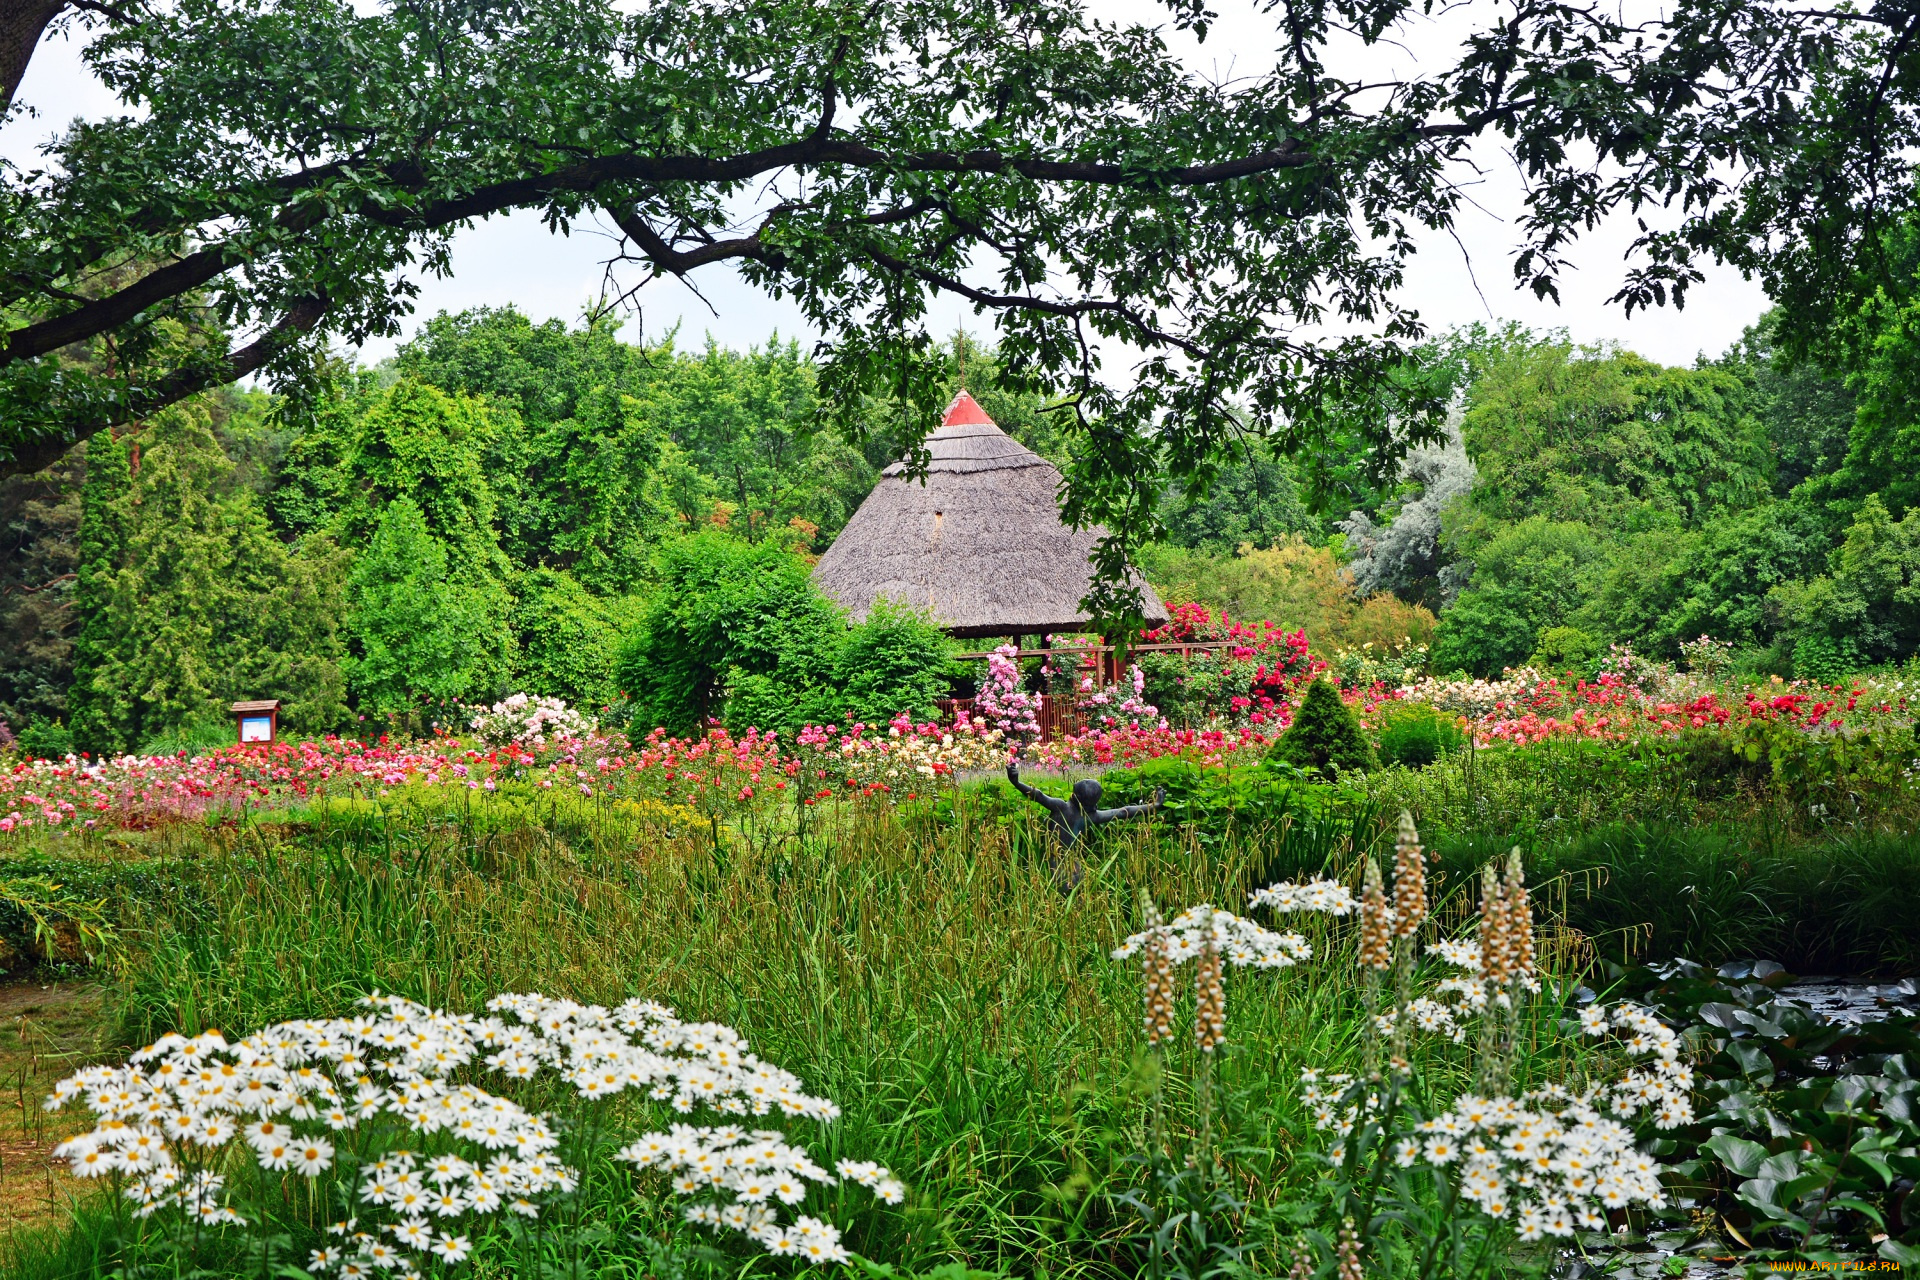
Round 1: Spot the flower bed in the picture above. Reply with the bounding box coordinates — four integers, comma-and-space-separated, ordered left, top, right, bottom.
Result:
1406, 666, 1917, 746
0, 708, 1275, 835
8, 642, 1919, 836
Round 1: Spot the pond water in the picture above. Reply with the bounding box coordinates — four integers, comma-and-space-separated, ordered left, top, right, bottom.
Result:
1554, 974, 1919, 1278
1776, 974, 1919, 1025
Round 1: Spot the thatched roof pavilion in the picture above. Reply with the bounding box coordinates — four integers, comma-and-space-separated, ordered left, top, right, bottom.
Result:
813, 392, 1169, 639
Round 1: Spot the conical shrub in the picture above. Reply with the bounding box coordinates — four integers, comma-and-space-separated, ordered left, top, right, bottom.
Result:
1269, 677, 1377, 775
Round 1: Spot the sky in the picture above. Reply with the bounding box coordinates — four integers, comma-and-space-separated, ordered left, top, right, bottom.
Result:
2, 4, 1773, 368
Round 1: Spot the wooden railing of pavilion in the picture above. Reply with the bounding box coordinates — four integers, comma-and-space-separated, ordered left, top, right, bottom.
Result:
940, 640, 1236, 742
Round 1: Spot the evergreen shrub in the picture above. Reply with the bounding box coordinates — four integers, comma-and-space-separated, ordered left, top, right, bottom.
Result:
1268, 678, 1377, 774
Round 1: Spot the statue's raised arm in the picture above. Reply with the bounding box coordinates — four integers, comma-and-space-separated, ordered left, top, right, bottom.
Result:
1007, 760, 1072, 818
1092, 787, 1166, 827
1006, 763, 1160, 850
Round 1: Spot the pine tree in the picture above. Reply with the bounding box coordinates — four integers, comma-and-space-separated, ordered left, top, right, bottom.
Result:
66, 405, 352, 753
1269, 678, 1378, 775
347, 498, 513, 715
66, 429, 130, 754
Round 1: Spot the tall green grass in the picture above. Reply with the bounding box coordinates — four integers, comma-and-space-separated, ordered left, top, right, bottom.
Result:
1438, 824, 1920, 973
1095, 748, 1920, 974
24, 762, 1894, 1277
1363, 731, 1920, 840
37, 793, 1584, 1278
1342, 738, 1920, 972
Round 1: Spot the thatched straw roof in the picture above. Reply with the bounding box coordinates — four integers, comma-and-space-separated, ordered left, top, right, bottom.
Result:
813, 392, 1168, 638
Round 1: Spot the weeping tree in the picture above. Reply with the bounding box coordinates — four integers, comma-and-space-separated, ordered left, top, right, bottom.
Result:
4, 0, 1918, 620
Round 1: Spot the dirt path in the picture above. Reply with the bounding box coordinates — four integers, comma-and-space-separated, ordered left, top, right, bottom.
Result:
0, 980, 110, 1241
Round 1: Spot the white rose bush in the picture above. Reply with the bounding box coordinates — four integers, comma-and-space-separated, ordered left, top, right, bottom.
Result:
47, 991, 902, 1274
468, 694, 598, 749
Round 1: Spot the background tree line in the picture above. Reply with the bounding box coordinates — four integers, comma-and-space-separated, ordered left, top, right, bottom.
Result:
1, 290, 1913, 755
0, 315, 1051, 752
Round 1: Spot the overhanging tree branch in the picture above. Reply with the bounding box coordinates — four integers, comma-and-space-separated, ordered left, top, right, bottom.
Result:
1, 0, 65, 114
1, 291, 328, 477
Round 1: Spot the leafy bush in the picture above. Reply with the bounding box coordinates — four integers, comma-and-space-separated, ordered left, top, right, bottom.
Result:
1137, 538, 1436, 652
1268, 678, 1376, 774
830, 598, 957, 726
1432, 520, 1601, 676
0, 855, 192, 971
1321, 640, 1430, 691
1416, 823, 1920, 972
16, 717, 75, 759
614, 531, 841, 733
1372, 702, 1465, 768
1367, 719, 1920, 844
618, 532, 956, 736
1427, 583, 1539, 677
1527, 624, 1598, 673
1771, 494, 1920, 669
1791, 632, 1860, 684
509, 567, 632, 709
64, 407, 353, 754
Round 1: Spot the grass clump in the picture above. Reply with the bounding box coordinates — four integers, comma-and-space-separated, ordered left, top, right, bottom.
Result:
1371, 702, 1466, 769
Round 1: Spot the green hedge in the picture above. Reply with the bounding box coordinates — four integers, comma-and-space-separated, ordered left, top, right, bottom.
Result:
1083, 754, 1920, 975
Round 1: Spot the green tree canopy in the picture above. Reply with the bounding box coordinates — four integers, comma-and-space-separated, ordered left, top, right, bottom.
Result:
614, 530, 953, 736
1458, 342, 1771, 537
1432, 519, 1603, 676
510, 567, 634, 711
346, 497, 513, 715
8, 0, 1918, 619
66, 404, 348, 753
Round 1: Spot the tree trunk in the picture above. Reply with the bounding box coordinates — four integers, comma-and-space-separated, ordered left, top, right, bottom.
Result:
1, 0, 64, 116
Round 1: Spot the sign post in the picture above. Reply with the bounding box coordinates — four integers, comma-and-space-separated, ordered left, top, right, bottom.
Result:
231, 700, 280, 745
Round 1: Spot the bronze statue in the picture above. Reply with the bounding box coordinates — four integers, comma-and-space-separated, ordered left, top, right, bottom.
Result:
1006, 760, 1164, 849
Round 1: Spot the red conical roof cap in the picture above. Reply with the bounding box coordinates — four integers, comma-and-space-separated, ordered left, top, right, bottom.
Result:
941, 390, 996, 427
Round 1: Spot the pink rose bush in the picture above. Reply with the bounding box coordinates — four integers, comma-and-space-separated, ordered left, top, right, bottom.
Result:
974, 645, 1042, 742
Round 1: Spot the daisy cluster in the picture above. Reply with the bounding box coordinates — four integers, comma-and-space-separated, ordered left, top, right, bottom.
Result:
1412, 1084, 1669, 1240
1363, 935, 1549, 1045
47, 996, 571, 1278
48, 991, 904, 1273
1300, 1002, 1689, 1243
480, 993, 904, 1259
479, 992, 842, 1119
1111, 905, 1311, 969
1247, 877, 1358, 916
1578, 1002, 1697, 1131
616, 1126, 904, 1261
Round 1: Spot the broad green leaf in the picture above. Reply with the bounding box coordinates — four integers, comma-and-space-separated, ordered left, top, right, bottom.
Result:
1705, 1134, 1769, 1178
